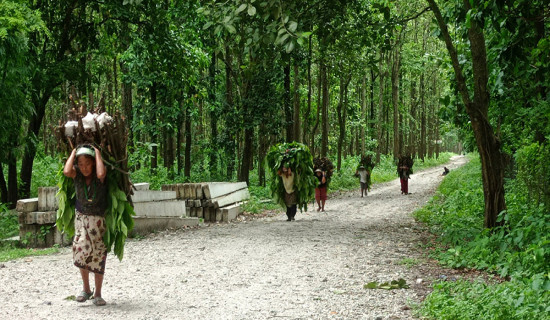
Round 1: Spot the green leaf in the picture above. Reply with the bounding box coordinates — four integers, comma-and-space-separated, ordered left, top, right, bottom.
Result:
364, 282, 378, 289
236, 3, 247, 14
288, 21, 297, 33
247, 4, 256, 16
225, 24, 236, 34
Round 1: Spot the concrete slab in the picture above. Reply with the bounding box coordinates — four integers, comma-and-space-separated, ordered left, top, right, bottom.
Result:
38, 187, 59, 211
202, 182, 247, 199
132, 190, 177, 203
211, 188, 250, 208
220, 204, 242, 222
134, 183, 150, 191
133, 201, 187, 217
16, 198, 38, 213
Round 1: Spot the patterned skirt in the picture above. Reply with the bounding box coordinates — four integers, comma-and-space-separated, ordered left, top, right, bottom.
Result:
73, 211, 107, 274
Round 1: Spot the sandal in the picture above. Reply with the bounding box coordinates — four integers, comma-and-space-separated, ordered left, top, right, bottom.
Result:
76, 290, 93, 302
92, 296, 107, 306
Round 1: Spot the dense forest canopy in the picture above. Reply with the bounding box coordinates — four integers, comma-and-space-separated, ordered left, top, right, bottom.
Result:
1, 0, 548, 228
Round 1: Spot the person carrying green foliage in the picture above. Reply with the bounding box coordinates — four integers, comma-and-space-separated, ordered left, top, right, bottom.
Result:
63, 145, 108, 306
266, 142, 317, 221
278, 164, 297, 221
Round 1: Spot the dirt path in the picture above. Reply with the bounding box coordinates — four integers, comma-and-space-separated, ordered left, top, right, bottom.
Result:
0, 156, 467, 320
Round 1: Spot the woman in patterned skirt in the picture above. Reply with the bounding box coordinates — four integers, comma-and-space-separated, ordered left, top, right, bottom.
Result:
63, 145, 108, 306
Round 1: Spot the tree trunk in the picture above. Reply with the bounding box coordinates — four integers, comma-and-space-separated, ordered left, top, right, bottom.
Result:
184, 103, 192, 178
427, 0, 506, 228
303, 35, 313, 146
293, 62, 301, 142
20, 89, 52, 198
0, 163, 7, 204
239, 126, 253, 184
376, 52, 386, 163
361, 74, 367, 156
208, 51, 218, 178
224, 45, 235, 180
177, 110, 183, 175
258, 122, 268, 187
150, 82, 158, 170
320, 61, 329, 157
284, 56, 293, 142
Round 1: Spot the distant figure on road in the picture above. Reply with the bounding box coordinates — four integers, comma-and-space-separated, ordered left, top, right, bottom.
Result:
442, 167, 450, 176
278, 164, 297, 221
314, 169, 327, 211
397, 155, 413, 195
355, 166, 370, 197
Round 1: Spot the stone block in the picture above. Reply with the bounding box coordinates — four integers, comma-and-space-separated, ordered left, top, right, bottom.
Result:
210, 188, 250, 208
134, 183, 150, 191
16, 198, 38, 213
35, 211, 57, 225
220, 204, 242, 222
202, 182, 247, 199
195, 185, 204, 199
38, 187, 59, 211
133, 200, 187, 217
132, 190, 177, 203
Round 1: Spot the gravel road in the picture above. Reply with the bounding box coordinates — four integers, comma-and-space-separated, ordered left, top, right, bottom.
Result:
0, 156, 467, 320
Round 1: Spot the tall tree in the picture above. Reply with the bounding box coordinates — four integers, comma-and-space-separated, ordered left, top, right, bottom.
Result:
427, 0, 507, 228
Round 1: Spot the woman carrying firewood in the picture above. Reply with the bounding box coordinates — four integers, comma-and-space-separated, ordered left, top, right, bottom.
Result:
63, 144, 108, 306
397, 155, 413, 195
314, 168, 327, 211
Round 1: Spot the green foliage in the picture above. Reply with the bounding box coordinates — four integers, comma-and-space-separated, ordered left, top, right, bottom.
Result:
417, 279, 550, 320
265, 142, 316, 211
56, 167, 75, 237
0, 203, 18, 239
364, 278, 409, 290
0, 242, 58, 263
30, 153, 61, 197
241, 185, 279, 214
55, 165, 135, 261
104, 170, 135, 261
414, 153, 550, 319
515, 142, 550, 208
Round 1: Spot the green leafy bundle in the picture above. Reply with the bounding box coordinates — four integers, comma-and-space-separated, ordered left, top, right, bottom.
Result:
103, 169, 135, 261
56, 170, 76, 237
265, 142, 316, 211
56, 168, 135, 261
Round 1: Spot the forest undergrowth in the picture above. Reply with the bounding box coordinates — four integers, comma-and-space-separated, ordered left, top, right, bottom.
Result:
413, 154, 550, 320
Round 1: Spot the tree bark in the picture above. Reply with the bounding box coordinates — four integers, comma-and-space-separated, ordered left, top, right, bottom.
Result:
320, 61, 329, 157
208, 51, 218, 177
284, 56, 293, 142
427, 0, 507, 228
184, 102, 192, 178
0, 163, 7, 204
376, 52, 386, 163
293, 62, 301, 142
150, 82, 158, 170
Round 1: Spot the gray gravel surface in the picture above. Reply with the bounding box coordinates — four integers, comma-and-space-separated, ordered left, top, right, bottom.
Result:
0, 156, 467, 320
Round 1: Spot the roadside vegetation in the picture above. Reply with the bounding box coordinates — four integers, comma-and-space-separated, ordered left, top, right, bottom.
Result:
414, 154, 550, 320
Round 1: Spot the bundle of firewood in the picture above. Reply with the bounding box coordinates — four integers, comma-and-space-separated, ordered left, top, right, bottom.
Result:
358, 155, 375, 171
313, 157, 334, 179
54, 93, 133, 198
397, 155, 414, 176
